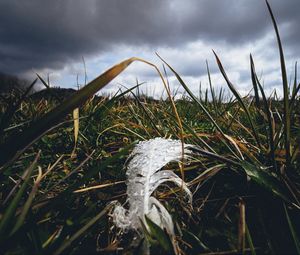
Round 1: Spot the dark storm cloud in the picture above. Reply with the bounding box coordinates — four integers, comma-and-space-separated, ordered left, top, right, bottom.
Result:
0, 0, 299, 75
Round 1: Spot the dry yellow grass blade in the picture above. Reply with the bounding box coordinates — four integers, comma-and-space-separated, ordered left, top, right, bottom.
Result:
73, 180, 125, 193
71, 108, 79, 158
0, 56, 184, 169
223, 134, 244, 160
238, 199, 246, 254
73, 108, 79, 144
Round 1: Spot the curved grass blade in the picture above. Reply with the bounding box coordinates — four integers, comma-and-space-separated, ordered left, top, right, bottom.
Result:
241, 161, 292, 204
0, 57, 137, 168
213, 51, 261, 149
292, 62, 297, 96
145, 215, 175, 254
250, 54, 261, 109
191, 147, 239, 166
156, 55, 223, 135
11, 166, 43, 235
266, 0, 291, 169
290, 82, 300, 109
206, 60, 217, 113
251, 55, 277, 172
188, 164, 225, 186
182, 229, 211, 252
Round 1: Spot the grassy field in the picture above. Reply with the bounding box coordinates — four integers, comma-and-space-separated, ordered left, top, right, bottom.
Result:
0, 3, 300, 255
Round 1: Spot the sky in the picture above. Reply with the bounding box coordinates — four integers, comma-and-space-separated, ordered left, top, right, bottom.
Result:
0, 0, 299, 98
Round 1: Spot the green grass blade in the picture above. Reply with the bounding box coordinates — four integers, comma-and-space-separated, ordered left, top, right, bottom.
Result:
292, 61, 297, 96
246, 224, 256, 255
182, 229, 211, 252
290, 82, 300, 109
251, 55, 277, 172
213, 50, 261, 149
206, 60, 217, 113
145, 215, 174, 254
284, 204, 300, 254
250, 54, 261, 109
0, 152, 39, 242
266, 0, 291, 169
241, 161, 291, 203
218, 87, 224, 105
199, 82, 202, 101
11, 167, 43, 235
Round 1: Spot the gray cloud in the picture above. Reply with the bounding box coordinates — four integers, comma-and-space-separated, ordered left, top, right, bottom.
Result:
0, 0, 299, 76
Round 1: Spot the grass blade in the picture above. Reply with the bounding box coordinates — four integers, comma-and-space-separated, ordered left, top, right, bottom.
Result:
290, 82, 300, 109
292, 61, 297, 96
246, 224, 256, 255
266, 0, 291, 169
0, 152, 40, 242
241, 161, 291, 204
238, 199, 246, 254
284, 204, 300, 254
145, 215, 175, 254
250, 54, 261, 109
251, 55, 277, 172
71, 107, 79, 158
73, 108, 79, 145
213, 50, 261, 149
0, 58, 137, 168
206, 60, 217, 113
157, 54, 240, 158
36, 73, 50, 89
11, 166, 43, 235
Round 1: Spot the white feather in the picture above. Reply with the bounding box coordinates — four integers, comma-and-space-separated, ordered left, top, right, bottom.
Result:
112, 137, 194, 235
